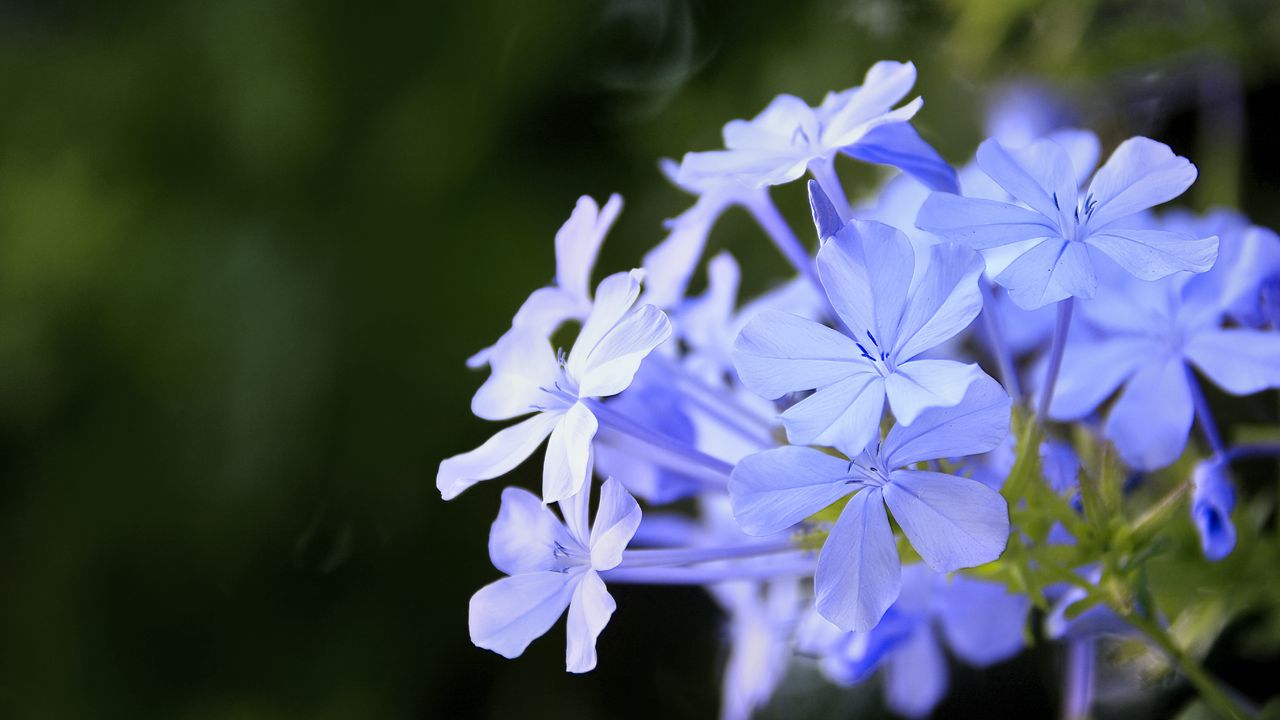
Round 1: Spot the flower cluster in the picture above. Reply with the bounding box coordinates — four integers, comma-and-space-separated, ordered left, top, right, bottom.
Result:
440, 62, 1280, 719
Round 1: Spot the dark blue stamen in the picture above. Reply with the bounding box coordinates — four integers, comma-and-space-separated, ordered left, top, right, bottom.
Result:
855, 342, 875, 361
867, 330, 879, 347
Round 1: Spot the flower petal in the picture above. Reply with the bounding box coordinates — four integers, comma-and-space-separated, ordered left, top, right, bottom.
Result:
818, 219, 914, 348
565, 570, 617, 673
975, 137, 1077, 220
1085, 137, 1197, 230
916, 193, 1058, 249
566, 270, 642, 380
576, 304, 672, 398
1104, 358, 1193, 471
730, 446, 857, 536
815, 488, 901, 632
733, 310, 863, 399
1049, 336, 1160, 420
542, 402, 599, 504
470, 327, 560, 421
469, 571, 576, 660
589, 477, 643, 571
1191, 460, 1237, 562
437, 412, 561, 500
883, 470, 1009, 572
781, 371, 886, 455
1185, 328, 1280, 395
883, 359, 983, 426
997, 237, 1096, 310
882, 373, 1011, 468
936, 576, 1029, 667
892, 242, 985, 360
1086, 227, 1218, 280
844, 121, 959, 194
556, 194, 621, 303
822, 61, 918, 143
882, 625, 949, 719
490, 486, 576, 576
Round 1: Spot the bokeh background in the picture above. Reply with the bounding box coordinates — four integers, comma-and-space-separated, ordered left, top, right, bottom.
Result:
1, 1, 1279, 717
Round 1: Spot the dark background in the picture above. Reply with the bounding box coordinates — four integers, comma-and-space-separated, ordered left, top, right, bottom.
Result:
1, 1, 1278, 717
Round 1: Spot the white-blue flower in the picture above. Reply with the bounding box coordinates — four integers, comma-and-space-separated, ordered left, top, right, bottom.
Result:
469, 477, 641, 673
917, 136, 1219, 309
438, 270, 671, 503
734, 219, 990, 454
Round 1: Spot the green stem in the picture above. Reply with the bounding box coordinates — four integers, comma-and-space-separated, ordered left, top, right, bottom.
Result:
1118, 610, 1253, 720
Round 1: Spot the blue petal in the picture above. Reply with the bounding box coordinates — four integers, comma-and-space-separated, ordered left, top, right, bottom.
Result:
936, 575, 1029, 666
575, 303, 672, 398
883, 470, 1010, 572
882, 625, 948, 719
489, 486, 578, 576
589, 477, 643, 571
780, 371, 886, 455
882, 373, 1011, 468
565, 570, 617, 673
808, 179, 844, 240
437, 412, 561, 500
733, 310, 863, 399
1185, 328, 1280, 395
997, 237, 1096, 310
1191, 460, 1237, 562
818, 219, 914, 347
975, 137, 1077, 221
556, 194, 622, 303
469, 571, 577, 660
1085, 137, 1197, 230
730, 446, 856, 536
1104, 358, 1193, 471
1049, 336, 1158, 420
916, 193, 1058, 249
470, 327, 561, 421
883, 359, 984, 427
891, 242, 985, 360
815, 488, 901, 632
1086, 227, 1218, 280
844, 121, 959, 193
542, 402, 599, 504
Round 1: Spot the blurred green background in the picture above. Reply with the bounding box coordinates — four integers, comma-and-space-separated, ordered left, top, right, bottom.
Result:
1, 1, 1278, 717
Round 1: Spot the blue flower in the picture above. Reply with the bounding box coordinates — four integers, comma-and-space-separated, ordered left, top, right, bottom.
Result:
676, 61, 956, 193
469, 477, 642, 673
917, 136, 1218, 309
731, 376, 1012, 631
734, 219, 990, 454
800, 565, 1029, 718
438, 271, 672, 502
1191, 459, 1237, 562
1050, 263, 1280, 471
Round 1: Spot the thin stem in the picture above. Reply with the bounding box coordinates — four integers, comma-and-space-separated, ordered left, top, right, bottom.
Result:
1119, 610, 1253, 720
619, 539, 797, 568
1188, 369, 1226, 458
1037, 298, 1074, 421
808, 159, 853, 223
1223, 443, 1280, 463
586, 399, 734, 483
649, 354, 776, 438
746, 195, 823, 292
980, 280, 1022, 400
601, 556, 815, 585
1062, 638, 1095, 720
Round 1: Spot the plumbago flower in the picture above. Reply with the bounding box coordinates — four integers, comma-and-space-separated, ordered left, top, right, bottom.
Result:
731, 376, 1012, 631
1191, 459, 1236, 562
1048, 262, 1280, 471
468, 194, 621, 367
734, 218, 990, 454
438, 270, 671, 503
469, 477, 642, 672
799, 565, 1028, 718
917, 136, 1219, 309
677, 61, 957, 196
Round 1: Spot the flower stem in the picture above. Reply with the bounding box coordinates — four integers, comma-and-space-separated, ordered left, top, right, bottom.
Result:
619, 539, 798, 568
980, 280, 1022, 400
746, 195, 823, 292
1062, 638, 1095, 720
1037, 298, 1074, 421
601, 556, 815, 585
1187, 369, 1226, 457
1118, 610, 1254, 720
586, 399, 734, 483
